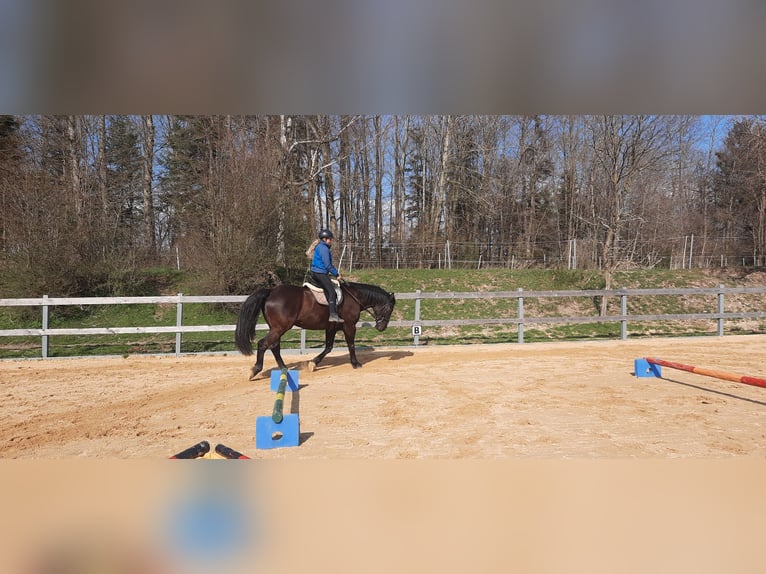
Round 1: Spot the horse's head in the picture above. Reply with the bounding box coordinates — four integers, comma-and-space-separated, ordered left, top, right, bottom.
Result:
372, 291, 396, 331
346, 282, 396, 331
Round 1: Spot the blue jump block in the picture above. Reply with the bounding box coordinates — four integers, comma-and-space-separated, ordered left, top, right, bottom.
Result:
269, 369, 299, 392
634, 358, 662, 378
258, 369, 301, 449
255, 414, 300, 449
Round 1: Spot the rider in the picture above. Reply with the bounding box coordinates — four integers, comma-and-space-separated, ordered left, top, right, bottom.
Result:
309, 228, 343, 322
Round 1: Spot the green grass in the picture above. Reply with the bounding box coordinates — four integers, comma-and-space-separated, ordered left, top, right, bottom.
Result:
1, 267, 765, 358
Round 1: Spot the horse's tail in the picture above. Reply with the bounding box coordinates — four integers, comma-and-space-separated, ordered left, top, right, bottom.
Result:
235, 288, 270, 355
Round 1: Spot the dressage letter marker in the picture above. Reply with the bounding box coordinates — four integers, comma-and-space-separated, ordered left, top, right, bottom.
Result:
256, 369, 300, 449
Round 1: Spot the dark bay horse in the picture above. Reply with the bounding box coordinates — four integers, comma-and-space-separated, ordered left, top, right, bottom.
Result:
235, 281, 396, 380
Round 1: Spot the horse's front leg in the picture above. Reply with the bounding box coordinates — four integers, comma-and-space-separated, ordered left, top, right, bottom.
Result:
342, 324, 362, 369
310, 326, 339, 370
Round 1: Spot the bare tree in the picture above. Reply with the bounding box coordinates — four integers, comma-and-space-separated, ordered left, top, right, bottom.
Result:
391, 115, 410, 245
141, 115, 156, 255
373, 115, 384, 262
587, 115, 688, 312
65, 115, 84, 221
715, 117, 766, 262
432, 115, 452, 239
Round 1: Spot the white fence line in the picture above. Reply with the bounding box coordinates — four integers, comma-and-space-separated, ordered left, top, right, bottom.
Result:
2, 286, 766, 358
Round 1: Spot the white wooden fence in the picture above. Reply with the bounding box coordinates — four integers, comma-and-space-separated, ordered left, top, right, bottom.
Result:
1, 286, 766, 358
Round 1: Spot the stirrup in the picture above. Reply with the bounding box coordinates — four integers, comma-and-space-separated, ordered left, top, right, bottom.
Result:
328, 313, 343, 323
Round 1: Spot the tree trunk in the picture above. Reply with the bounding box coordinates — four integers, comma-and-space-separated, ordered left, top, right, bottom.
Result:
337, 115, 351, 239
141, 115, 156, 255
98, 115, 107, 223
374, 115, 383, 263
433, 115, 451, 239
600, 226, 615, 316
277, 114, 290, 265
392, 116, 409, 245
66, 115, 83, 221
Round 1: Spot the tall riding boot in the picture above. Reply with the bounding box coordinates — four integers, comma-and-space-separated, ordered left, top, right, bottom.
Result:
328, 302, 343, 322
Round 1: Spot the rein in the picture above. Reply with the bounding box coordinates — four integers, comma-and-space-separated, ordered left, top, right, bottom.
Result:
340, 283, 377, 319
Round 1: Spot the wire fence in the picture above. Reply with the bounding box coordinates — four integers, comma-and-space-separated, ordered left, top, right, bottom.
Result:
333, 237, 766, 271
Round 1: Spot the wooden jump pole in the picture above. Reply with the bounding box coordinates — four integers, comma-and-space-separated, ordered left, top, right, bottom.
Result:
169, 440, 210, 459
272, 368, 288, 423
214, 443, 251, 459
645, 357, 766, 389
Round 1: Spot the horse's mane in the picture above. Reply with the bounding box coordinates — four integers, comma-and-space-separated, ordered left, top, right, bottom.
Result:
344, 282, 392, 306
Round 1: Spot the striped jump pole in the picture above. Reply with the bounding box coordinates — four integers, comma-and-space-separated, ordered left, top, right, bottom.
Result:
169, 440, 210, 459
256, 368, 300, 449
170, 440, 252, 459
634, 357, 766, 389
272, 369, 288, 423
215, 443, 251, 459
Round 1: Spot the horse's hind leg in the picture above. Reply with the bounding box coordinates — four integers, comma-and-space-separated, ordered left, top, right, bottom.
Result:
250, 329, 287, 381
270, 341, 288, 371
249, 338, 267, 380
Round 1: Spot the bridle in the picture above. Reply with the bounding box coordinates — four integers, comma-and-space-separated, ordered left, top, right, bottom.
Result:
340, 283, 377, 320
341, 283, 395, 330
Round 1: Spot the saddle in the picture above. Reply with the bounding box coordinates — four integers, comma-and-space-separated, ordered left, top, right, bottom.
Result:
303, 279, 343, 306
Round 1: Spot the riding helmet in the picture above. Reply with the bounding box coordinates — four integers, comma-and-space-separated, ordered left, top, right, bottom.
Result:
319, 228, 334, 240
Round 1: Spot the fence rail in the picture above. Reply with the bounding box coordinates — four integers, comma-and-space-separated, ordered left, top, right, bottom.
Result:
1, 286, 766, 358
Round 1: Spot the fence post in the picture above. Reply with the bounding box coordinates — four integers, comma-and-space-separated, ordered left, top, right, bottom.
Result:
517, 288, 524, 344
717, 284, 725, 336
413, 290, 421, 345
300, 329, 306, 354
42, 294, 49, 359
175, 293, 183, 356
620, 292, 628, 340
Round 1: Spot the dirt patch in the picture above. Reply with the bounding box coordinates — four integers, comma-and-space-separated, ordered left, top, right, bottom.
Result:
744, 271, 766, 285
2, 335, 766, 458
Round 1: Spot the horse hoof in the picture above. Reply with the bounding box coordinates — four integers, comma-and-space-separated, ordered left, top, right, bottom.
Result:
249, 367, 260, 380
352, 363, 362, 369
307, 361, 316, 373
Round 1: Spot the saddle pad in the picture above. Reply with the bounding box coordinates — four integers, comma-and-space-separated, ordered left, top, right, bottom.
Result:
303, 281, 342, 306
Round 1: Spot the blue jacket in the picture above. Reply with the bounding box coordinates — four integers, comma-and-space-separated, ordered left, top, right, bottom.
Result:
311, 241, 339, 276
